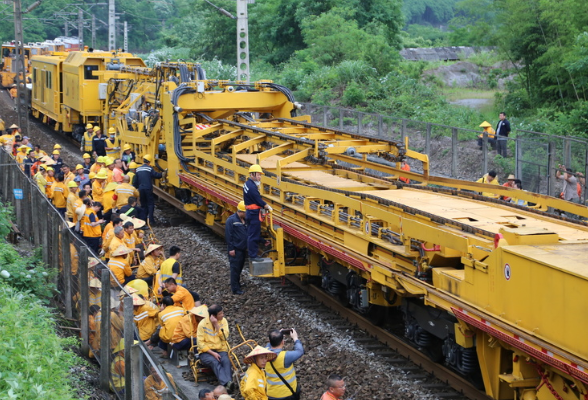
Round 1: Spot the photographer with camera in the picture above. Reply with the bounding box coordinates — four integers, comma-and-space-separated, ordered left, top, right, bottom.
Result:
265, 328, 304, 400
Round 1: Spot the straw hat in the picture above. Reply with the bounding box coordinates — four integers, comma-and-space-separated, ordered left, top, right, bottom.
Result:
479, 121, 492, 128
218, 396, 232, 400
9, 124, 19, 129
66, 221, 75, 229
244, 346, 277, 364
121, 214, 145, 229
123, 285, 139, 294
188, 305, 208, 318
104, 182, 118, 192
144, 243, 163, 256
132, 294, 145, 306
88, 257, 101, 269
40, 155, 55, 165
507, 174, 516, 180
111, 245, 133, 257
89, 277, 101, 288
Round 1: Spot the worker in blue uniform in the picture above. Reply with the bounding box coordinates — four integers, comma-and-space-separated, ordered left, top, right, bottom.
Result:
243, 164, 272, 261
133, 154, 163, 224
225, 201, 248, 295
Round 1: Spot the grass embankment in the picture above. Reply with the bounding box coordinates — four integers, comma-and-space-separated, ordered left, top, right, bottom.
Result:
0, 221, 88, 400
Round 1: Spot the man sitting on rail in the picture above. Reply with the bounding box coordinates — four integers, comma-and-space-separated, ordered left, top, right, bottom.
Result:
137, 244, 163, 286
109, 245, 134, 286
150, 296, 185, 358
132, 294, 160, 342
243, 164, 272, 261
197, 304, 233, 390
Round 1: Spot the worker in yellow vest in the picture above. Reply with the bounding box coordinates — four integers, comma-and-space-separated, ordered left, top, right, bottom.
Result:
49, 174, 68, 218
81, 123, 94, 153
105, 127, 120, 159
159, 246, 183, 295
266, 329, 304, 400
81, 200, 104, 253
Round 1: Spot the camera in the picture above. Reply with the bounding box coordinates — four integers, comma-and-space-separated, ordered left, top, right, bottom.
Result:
281, 328, 292, 335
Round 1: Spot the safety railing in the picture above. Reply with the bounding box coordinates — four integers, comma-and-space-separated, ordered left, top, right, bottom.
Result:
0, 149, 180, 400
302, 103, 588, 200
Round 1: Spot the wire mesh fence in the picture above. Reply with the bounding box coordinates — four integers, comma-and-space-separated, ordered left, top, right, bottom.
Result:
302, 103, 588, 199
0, 149, 179, 400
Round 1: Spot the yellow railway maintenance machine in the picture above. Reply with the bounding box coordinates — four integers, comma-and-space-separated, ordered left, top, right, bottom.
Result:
104, 67, 588, 400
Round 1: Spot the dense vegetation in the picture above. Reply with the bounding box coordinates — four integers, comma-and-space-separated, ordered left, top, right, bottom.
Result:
0, 203, 84, 400
2, 0, 587, 136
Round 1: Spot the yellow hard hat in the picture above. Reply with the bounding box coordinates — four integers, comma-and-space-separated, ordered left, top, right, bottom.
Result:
123, 144, 131, 151
249, 164, 264, 174
54, 144, 62, 150
82, 153, 91, 159
128, 162, 138, 169
85, 123, 93, 130
93, 125, 100, 130
89, 172, 96, 179
75, 164, 84, 170
96, 169, 108, 179
479, 121, 492, 128
104, 182, 118, 192
237, 201, 246, 212
25, 148, 32, 154
46, 167, 54, 172
104, 158, 114, 166
143, 154, 153, 163
96, 156, 105, 163
52, 150, 60, 155
108, 127, 116, 135
67, 181, 78, 188
113, 338, 138, 353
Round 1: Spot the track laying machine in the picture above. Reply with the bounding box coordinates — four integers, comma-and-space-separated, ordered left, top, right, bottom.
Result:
30, 52, 588, 400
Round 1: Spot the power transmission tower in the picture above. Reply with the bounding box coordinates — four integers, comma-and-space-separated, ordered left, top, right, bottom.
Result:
236, 0, 251, 83
123, 20, 127, 51
78, 8, 84, 48
108, 0, 115, 50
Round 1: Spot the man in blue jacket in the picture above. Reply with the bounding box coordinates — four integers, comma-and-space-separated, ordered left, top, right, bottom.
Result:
243, 164, 272, 261
225, 201, 248, 295
133, 154, 162, 224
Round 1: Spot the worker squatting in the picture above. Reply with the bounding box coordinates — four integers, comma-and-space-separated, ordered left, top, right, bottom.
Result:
0, 122, 349, 400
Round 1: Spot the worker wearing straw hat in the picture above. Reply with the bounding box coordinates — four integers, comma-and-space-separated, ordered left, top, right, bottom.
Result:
137, 244, 163, 285
240, 346, 277, 400
171, 304, 208, 352
108, 245, 134, 286
132, 294, 160, 342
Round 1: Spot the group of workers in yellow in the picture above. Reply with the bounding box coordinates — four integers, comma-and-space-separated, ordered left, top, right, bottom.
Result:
2, 122, 307, 400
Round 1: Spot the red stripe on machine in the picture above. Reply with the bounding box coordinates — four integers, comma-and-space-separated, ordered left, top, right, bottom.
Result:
452, 307, 588, 385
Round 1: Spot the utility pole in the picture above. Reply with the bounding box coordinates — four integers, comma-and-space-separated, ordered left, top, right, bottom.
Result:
123, 20, 127, 51
13, 0, 27, 132
236, 0, 250, 83
108, 0, 115, 50
92, 14, 96, 48
78, 8, 84, 48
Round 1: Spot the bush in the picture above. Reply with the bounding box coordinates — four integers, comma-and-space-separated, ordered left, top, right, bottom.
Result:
0, 286, 80, 400
0, 243, 56, 301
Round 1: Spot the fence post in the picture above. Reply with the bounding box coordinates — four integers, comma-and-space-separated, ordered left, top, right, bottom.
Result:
425, 123, 432, 155
339, 108, 344, 130
378, 115, 383, 137
451, 127, 458, 178
547, 142, 556, 198
79, 246, 90, 357
357, 112, 363, 135
323, 106, 328, 127
123, 296, 134, 400
100, 271, 112, 392
515, 137, 523, 182
482, 132, 488, 176
131, 344, 144, 400
31, 189, 40, 246
564, 138, 572, 168
62, 228, 73, 319
584, 147, 588, 203
401, 119, 407, 143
